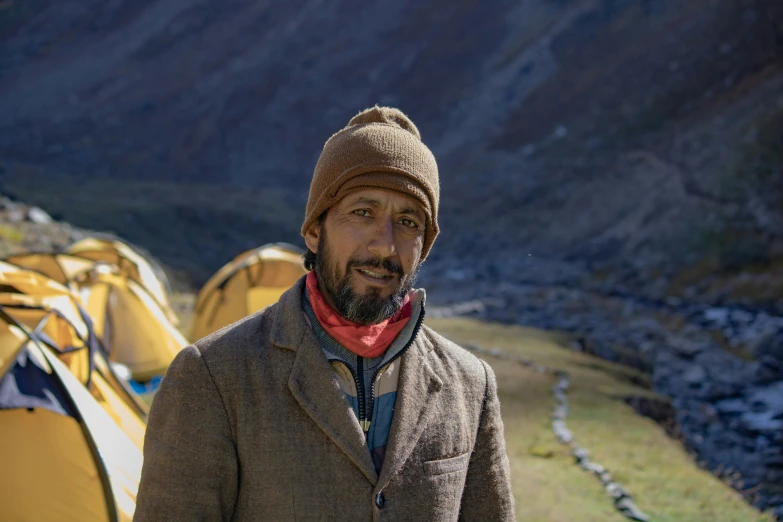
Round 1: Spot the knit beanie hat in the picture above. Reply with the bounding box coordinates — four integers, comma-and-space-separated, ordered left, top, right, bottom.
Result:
301, 106, 440, 261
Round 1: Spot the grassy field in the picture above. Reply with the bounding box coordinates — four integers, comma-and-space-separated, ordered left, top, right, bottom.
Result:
427, 317, 774, 522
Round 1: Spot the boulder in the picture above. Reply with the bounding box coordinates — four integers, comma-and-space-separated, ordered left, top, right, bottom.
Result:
27, 206, 53, 224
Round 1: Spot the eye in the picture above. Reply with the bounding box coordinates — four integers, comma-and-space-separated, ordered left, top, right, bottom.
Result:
353, 209, 371, 217
398, 218, 419, 229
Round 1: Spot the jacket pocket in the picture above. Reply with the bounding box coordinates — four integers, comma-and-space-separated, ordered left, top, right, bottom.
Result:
423, 451, 471, 476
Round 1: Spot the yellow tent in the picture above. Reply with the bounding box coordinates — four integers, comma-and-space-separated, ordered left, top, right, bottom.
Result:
191, 243, 307, 340
5, 251, 186, 382
4, 252, 96, 289
0, 262, 148, 448
75, 264, 187, 382
67, 237, 179, 327
0, 303, 143, 521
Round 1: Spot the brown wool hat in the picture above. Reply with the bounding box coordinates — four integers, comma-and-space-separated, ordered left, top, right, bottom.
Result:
301, 106, 440, 260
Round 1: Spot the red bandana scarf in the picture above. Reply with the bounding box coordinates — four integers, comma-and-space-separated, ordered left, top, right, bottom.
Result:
305, 271, 411, 358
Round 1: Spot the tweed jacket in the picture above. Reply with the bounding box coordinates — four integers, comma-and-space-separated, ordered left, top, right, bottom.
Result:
134, 277, 514, 521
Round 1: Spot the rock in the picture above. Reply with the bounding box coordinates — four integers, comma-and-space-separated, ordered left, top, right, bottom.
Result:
552, 420, 573, 443
572, 447, 589, 462
715, 398, 747, 415
740, 411, 783, 433
704, 307, 730, 324
731, 309, 755, 325
748, 382, 783, 413
473, 276, 783, 515
7, 208, 24, 223
683, 364, 707, 385
615, 497, 650, 522
27, 206, 53, 224
605, 482, 631, 500
584, 462, 607, 476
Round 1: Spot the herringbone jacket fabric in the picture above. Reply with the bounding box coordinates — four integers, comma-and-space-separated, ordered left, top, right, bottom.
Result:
134, 276, 514, 521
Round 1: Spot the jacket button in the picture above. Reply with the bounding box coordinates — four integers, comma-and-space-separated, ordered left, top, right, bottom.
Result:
375, 492, 385, 509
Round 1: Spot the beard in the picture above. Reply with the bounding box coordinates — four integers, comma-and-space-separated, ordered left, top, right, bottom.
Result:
315, 230, 419, 326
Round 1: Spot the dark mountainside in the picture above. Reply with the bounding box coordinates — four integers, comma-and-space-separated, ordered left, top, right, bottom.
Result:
2, 0, 783, 517
1, 0, 781, 292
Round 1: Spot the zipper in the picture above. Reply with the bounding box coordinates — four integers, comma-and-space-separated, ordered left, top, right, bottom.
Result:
367, 306, 426, 427
331, 304, 427, 437
356, 356, 370, 432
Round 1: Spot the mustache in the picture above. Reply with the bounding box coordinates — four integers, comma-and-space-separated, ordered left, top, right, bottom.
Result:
347, 257, 404, 277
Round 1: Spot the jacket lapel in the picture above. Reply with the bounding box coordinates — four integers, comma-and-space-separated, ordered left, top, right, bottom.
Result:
270, 278, 378, 485
376, 335, 443, 492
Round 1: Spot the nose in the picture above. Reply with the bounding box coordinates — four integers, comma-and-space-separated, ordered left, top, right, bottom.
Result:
367, 216, 396, 259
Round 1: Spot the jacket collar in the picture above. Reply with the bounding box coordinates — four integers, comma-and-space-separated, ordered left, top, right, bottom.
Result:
271, 277, 378, 483
270, 276, 443, 489
268, 276, 310, 353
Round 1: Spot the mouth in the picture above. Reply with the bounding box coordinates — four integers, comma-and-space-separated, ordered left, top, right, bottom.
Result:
354, 267, 397, 284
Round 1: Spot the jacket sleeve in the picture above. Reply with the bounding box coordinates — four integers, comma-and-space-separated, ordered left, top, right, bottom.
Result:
459, 360, 515, 521
134, 346, 238, 521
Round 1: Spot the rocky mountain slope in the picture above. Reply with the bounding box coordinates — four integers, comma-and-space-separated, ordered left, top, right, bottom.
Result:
1, 0, 781, 295
0, 194, 86, 257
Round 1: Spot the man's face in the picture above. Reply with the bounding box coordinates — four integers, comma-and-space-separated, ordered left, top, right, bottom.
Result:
304, 188, 426, 325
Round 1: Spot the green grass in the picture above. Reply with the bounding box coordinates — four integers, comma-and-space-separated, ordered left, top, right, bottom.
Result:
427, 317, 774, 522
0, 224, 25, 244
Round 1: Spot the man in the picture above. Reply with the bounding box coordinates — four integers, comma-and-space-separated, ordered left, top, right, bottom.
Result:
135, 107, 514, 521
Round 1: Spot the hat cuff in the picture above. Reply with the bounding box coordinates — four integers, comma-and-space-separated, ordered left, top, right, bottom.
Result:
301, 170, 438, 261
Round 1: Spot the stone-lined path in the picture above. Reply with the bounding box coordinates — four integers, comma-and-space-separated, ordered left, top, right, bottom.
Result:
465, 343, 651, 522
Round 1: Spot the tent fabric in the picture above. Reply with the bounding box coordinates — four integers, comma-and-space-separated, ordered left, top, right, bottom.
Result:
5, 250, 186, 383
0, 240, 164, 521
0, 262, 149, 421
0, 408, 111, 522
4, 250, 182, 378
0, 315, 141, 522
191, 243, 307, 340
91, 370, 146, 450
0, 344, 74, 416
42, 346, 141, 522
0, 303, 147, 449
67, 238, 178, 326
78, 270, 187, 382
4, 252, 95, 289
0, 261, 93, 382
